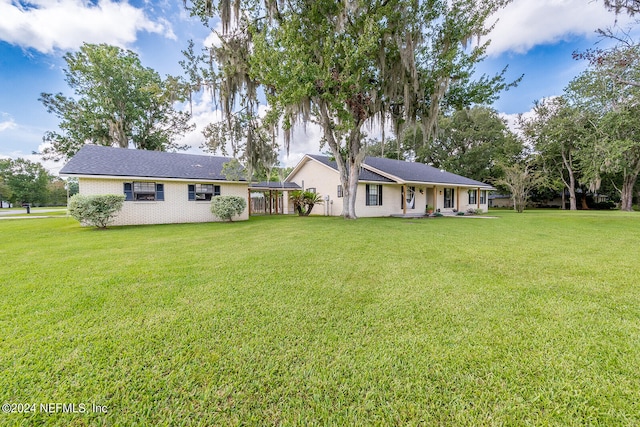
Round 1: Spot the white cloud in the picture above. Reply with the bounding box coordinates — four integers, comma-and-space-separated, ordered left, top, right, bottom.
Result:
0, 144, 65, 175
499, 111, 526, 136
176, 90, 224, 153
0, 0, 174, 54
0, 117, 17, 132
276, 124, 325, 168
203, 22, 222, 49
483, 0, 630, 56
499, 95, 558, 138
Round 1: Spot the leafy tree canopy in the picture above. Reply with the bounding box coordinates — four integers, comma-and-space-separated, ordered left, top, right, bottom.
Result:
566, 66, 640, 211
417, 106, 523, 183
40, 43, 194, 160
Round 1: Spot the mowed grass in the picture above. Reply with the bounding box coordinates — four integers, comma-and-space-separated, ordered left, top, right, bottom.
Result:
1, 211, 640, 426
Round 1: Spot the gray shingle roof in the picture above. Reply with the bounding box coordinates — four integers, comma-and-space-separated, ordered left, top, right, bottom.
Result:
363, 156, 492, 188
306, 154, 394, 183
307, 154, 492, 188
59, 145, 244, 182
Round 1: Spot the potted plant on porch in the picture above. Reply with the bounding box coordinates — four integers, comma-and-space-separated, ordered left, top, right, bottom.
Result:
426, 205, 434, 215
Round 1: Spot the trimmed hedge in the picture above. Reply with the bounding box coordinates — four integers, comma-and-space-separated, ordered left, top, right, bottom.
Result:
68, 194, 125, 228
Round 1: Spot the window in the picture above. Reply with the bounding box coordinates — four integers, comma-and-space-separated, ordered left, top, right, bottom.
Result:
124, 182, 164, 201
366, 184, 383, 206
401, 186, 416, 209
480, 190, 487, 204
188, 184, 221, 201
444, 188, 454, 208
468, 189, 477, 205
337, 185, 343, 198
307, 187, 316, 193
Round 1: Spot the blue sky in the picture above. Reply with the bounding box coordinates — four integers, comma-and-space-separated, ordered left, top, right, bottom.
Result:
0, 0, 628, 173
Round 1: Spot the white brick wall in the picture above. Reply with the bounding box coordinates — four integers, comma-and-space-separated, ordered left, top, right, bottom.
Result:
79, 178, 249, 226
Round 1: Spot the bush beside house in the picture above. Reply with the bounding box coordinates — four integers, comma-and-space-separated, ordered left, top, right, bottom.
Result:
210, 196, 247, 221
68, 194, 125, 228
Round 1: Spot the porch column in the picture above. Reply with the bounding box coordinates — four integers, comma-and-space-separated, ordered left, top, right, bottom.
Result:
282, 190, 289, 214
402, 184, 407, 215
269, 190, 273, 215
477, 187, 480, 209
433, 186, 437, 211
275, 190, 279, 214
247, 188, 252, 216
456, 187, 460, 210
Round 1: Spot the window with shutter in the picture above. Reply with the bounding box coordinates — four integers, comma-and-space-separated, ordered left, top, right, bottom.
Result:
124, 182, 163, 201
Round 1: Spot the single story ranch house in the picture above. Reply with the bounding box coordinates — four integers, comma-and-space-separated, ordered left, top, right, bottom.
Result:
285, 154, 494, 217
60, 145, 494, 225
59, 145, 250, 226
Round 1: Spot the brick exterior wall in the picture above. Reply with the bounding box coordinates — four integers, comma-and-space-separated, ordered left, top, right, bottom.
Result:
79, 178, 249, 226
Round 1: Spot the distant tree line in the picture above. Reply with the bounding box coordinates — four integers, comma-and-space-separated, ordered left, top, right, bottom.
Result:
0, 158, 77, 207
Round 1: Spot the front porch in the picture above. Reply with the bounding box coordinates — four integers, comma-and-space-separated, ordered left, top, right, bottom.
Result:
398, 184, 489, 216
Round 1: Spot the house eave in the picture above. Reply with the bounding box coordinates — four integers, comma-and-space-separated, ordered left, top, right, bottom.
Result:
59, 173, 245, 184
364, 178, 495, 190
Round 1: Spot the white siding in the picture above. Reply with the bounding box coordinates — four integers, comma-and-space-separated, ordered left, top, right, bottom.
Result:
79, 178, 249, 226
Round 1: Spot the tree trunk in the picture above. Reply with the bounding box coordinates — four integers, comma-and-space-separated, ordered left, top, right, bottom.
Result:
562, 151, 577, 210
620, 173, 638, 211
303, 200, 318, 216
580, 191, 589, 210
346, 158, 360, 218
621, 160, 640, 211
515, 195, 525, 213
317, 99, 365, 219
567, 175, 577, 211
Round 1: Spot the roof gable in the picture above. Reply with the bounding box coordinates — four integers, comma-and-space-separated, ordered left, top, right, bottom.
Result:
300, 154, 394, 183
59, 145, 243, 182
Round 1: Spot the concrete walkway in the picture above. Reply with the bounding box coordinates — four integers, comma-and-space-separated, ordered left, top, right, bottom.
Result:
391, 212, 498, 219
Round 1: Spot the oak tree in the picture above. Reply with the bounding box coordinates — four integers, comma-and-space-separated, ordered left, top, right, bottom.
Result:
184, 0, 516, 218
41, 43, 193, 160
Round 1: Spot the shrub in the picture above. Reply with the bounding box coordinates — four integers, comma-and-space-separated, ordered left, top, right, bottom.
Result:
289, 190, 324, 216
210, 195, 247, 221
68, 194, 125, 228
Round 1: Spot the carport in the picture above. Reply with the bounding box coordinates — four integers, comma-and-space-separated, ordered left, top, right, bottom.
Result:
247, 182, 301, 215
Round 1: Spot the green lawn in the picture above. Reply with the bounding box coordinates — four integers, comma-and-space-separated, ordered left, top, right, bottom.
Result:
1, 211, 639, 426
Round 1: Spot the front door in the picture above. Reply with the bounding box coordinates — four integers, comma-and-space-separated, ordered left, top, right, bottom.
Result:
444, 188, 454, 208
